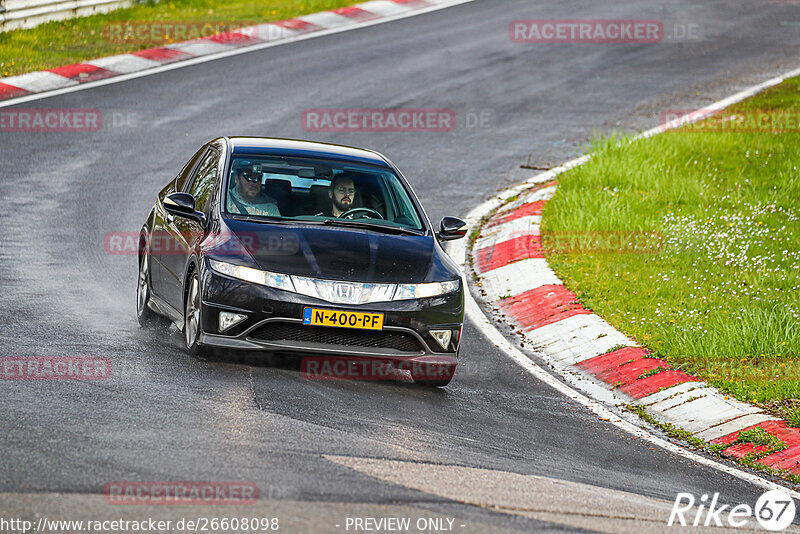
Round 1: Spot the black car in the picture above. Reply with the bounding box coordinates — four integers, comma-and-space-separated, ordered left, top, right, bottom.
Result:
137, 137, 466, 386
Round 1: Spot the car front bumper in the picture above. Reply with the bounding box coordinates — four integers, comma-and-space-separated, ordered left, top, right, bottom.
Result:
198, 266, 464, 361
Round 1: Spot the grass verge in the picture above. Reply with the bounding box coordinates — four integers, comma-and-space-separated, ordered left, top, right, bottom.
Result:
0, 0, 355, 77
544, 76, 800, 409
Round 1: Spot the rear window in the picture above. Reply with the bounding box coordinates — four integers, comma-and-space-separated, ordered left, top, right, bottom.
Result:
224, 156, 424, 231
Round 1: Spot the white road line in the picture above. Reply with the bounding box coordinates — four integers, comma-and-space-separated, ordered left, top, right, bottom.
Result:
0, 0, 479, 109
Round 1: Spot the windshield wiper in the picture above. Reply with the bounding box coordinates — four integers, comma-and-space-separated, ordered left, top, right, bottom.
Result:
322, 219, 424, 236
230, 214, 294, 225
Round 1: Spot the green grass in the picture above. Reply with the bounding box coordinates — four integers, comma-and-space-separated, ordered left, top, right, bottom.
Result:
734, 427, 787, 461
0, 0, 354, 77
545, 76, 800, 408
788, 409, 800, 428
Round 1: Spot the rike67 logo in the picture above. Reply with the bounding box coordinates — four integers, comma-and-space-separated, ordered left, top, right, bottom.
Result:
669, 490, 796, 531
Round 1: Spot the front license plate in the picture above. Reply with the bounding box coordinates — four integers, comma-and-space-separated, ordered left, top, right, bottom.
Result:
303, 308, 384, 330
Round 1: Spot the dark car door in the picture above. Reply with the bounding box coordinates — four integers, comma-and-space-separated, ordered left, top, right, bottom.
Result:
150, 145, 207, 303
160, 146, 222, 310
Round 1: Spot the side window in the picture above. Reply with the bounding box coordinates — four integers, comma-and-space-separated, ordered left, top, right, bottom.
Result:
188, 150, 220, 215
176, 146, 207, 192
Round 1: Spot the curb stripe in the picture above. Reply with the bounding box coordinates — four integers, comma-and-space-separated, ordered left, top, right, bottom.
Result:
273, 18, 323, 32
0, 82, 31, 99
593, 357, 669, 386
648, 386, 716, 413
577, 346, 650, 374
487, 200, 547, 227
1, 71, 77, 92
473, 215, 540, 252
475, 235, 544, 272
86, 54, 162, 74
619, 370, 699, 399
522, 313, 635, 366
165, 40, 233, 57
479, 258, 561, 299
206, 31, 262, 46
714, 420, 800, 470
132, 47, 192, 63
333, 6, 380, 19
298, 11, 356, 28
639, 381, 701, 406
356, 0, 413, 16
250, 23, 297, 42
693, 414, 780, 442
498, 284, 589, 330
48, 64, 116, 83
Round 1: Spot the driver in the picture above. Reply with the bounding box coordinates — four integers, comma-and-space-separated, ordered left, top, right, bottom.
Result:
325, 172, 357, 217
228, 161, 280, 217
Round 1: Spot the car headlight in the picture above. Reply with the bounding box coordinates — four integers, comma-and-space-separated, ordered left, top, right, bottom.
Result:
208, 259, 295, 292
208, 259, 459, 303
392, 280, 460, 301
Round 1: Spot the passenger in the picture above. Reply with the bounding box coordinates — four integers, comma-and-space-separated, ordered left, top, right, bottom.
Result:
228, 161, 280, 217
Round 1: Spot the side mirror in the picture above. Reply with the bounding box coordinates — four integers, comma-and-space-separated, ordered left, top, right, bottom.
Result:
437, 216, 468, 241
164, 192, 206, 226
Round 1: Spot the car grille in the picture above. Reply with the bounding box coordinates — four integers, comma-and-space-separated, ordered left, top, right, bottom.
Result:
248, 322, 423, 353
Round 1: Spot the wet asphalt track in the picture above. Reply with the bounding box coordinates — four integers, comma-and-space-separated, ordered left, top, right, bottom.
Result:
2, 0, 800, 531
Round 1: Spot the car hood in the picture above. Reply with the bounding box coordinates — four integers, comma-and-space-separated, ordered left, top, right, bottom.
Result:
210, 219, 455, 284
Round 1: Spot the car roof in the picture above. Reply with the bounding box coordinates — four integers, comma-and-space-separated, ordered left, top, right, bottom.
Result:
228, 137, 392, 168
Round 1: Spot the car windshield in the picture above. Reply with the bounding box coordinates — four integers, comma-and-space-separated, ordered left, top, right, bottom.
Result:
224, 156, 425, 232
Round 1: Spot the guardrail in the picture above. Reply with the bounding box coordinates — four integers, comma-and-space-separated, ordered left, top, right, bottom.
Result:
1, 0, 133, 32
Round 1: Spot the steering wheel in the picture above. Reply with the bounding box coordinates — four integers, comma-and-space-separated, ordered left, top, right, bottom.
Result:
340, 207, 384, 220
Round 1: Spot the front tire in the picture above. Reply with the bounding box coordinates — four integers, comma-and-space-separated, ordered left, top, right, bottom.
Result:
184, 271, 207, 356
137, 248, 160, 327
412, 375, 453, 387
411, 360, 456, 387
